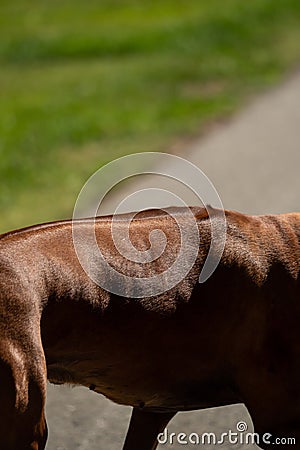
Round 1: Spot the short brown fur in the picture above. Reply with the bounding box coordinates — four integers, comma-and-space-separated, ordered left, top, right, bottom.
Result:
0, 207, 299, 449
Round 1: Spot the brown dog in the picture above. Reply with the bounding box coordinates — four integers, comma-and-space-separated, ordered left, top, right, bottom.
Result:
0, 207, 299, 449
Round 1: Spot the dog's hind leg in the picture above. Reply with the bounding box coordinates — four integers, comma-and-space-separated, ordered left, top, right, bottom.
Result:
0, 337, 48, 450
122, 408, 176, 450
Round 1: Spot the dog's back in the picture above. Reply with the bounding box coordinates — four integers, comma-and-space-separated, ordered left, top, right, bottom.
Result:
0, 208, 299, 449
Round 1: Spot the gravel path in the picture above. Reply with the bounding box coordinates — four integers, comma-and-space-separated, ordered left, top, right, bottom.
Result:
45, 71, 300, 450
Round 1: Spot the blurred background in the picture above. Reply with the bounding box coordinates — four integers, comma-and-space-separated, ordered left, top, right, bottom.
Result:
1, 0, 300, 232
1, 1, 300, 449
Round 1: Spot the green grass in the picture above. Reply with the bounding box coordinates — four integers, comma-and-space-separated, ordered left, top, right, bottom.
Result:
1, 0, 300, 231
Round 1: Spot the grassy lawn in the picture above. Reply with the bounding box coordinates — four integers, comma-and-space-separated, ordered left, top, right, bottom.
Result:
1, 0, 300, 232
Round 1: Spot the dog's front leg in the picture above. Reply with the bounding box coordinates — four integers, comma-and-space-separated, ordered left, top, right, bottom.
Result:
122, 407, 176, 450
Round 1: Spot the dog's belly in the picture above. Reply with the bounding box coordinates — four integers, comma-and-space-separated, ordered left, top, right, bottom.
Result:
47, 356, 240, 412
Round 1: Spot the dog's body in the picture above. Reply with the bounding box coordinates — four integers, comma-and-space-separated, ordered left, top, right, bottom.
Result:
0, 207, 299, 449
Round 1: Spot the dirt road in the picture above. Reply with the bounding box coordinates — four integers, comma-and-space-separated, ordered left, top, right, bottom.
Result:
45, 71, 300, 449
